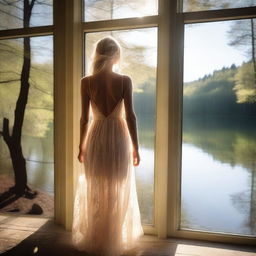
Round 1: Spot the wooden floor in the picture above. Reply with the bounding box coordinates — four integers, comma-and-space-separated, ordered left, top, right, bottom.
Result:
0, 214, 255, 256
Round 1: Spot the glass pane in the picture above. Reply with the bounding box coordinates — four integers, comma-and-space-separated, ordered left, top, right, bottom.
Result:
181, 19, 256, 236
183, 0, 256, 12
84, 0, 158, 22
0, 36, 54, 217
0, 0, 53, 30
85, 28, 157, 225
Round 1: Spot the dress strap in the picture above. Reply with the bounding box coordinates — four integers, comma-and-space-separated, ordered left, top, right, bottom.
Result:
88, 76, 92, 99
122, 75, 124, 97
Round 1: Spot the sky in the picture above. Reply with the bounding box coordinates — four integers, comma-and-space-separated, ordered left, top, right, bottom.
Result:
184, 20, 250, 82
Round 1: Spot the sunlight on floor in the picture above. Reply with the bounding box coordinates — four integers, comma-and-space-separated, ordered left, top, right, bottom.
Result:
175, 243, 256, 256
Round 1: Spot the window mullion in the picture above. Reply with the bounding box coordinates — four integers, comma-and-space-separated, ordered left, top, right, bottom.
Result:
0, 25, 53, 40
82, 15, 158, 32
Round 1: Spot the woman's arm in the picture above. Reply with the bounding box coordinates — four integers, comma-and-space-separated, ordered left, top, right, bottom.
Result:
78, 77, 90, 163
123, 76, 140, 166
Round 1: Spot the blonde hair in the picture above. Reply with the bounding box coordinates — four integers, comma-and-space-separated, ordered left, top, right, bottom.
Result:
90, 36, 121, 75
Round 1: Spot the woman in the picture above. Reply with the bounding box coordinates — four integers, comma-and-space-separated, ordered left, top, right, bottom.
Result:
72, 36, 144, 256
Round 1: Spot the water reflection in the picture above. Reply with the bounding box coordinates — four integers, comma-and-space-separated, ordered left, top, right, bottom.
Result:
181, 116, 256, 236
135, 147, 154, 225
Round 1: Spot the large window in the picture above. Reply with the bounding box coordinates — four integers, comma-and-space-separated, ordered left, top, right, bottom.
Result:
181, 19, 256, 236
173, 0, 256, 242
84, 27, 157, 225
0, 1, 54, 217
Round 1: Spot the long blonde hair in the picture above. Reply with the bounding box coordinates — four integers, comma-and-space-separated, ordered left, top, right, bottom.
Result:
90, 36, 121, 75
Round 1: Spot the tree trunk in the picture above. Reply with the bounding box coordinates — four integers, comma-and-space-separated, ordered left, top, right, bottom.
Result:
2, 0, 35, 196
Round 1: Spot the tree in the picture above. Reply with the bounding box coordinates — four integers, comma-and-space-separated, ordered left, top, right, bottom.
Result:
1, 0, 37, 199
0, 0, 53, 210
233, 61, 256, 103
227, 17, 256, 95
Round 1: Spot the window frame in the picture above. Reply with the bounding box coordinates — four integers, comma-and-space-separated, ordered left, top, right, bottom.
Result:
167, 1, 256, 245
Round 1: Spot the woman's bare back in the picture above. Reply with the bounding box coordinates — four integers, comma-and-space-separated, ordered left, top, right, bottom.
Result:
79, 71, 139, 162
87, 72, 125, 117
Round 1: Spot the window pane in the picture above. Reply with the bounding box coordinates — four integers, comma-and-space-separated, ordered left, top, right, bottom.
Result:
0, 36, 54, 217
183, 0, 256, 12
0, 0, 53, 30
84, 0, 158, 22
85, 28, 157, 225
181, 19, 256, 236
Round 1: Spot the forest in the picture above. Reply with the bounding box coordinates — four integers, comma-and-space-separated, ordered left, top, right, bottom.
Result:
183, 61, 256, 116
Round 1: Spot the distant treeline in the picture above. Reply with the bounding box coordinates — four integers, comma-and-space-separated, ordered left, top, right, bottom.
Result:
183, 61, 256, 116
133, 76, 156, 117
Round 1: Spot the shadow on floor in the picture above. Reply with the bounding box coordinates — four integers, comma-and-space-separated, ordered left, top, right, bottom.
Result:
0, 218, 88, 256
0, 215, 255, 256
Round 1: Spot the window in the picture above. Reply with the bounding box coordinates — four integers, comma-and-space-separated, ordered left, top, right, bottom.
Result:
165, 0, 256, 244
181, 19, 256, 236
84, 24, 157, 226
0, 2, 53, 217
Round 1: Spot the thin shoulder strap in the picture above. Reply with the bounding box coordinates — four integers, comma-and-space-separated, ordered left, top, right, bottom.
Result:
88, 76, 92, 98
122, 75, 124, 97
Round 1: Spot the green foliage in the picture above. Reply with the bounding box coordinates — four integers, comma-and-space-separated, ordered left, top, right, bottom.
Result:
0, 39, 53, 138
183, 62, 256, 115
233, 62, 256, 103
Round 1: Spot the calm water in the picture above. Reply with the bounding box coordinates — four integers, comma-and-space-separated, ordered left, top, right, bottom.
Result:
181, 115, 256, 236
0, 128, 54, 195
2, 115, 254, 235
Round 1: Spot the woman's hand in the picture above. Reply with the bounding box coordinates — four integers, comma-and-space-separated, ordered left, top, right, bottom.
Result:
133, 148, 140, 166
78, 149, 85, 163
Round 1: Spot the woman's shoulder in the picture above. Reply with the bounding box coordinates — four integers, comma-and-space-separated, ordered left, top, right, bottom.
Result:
81, 74, 92, 82
115, 73, 132, 86
121, 74, 132, 90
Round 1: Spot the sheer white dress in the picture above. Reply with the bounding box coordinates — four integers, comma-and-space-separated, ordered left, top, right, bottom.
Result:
72, 75, 144, 256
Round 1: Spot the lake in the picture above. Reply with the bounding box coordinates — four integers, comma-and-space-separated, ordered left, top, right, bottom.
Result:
1, 115, 254, 236
181, 115, 256, 236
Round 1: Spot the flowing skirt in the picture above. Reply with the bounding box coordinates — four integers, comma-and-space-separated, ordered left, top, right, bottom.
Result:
72, 117, 144, 256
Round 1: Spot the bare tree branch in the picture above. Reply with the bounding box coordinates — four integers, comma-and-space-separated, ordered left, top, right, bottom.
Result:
0, 8, 23, 21
30, 81, 53, 96
27, 106, 53, 111
0, 79, 20, 84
